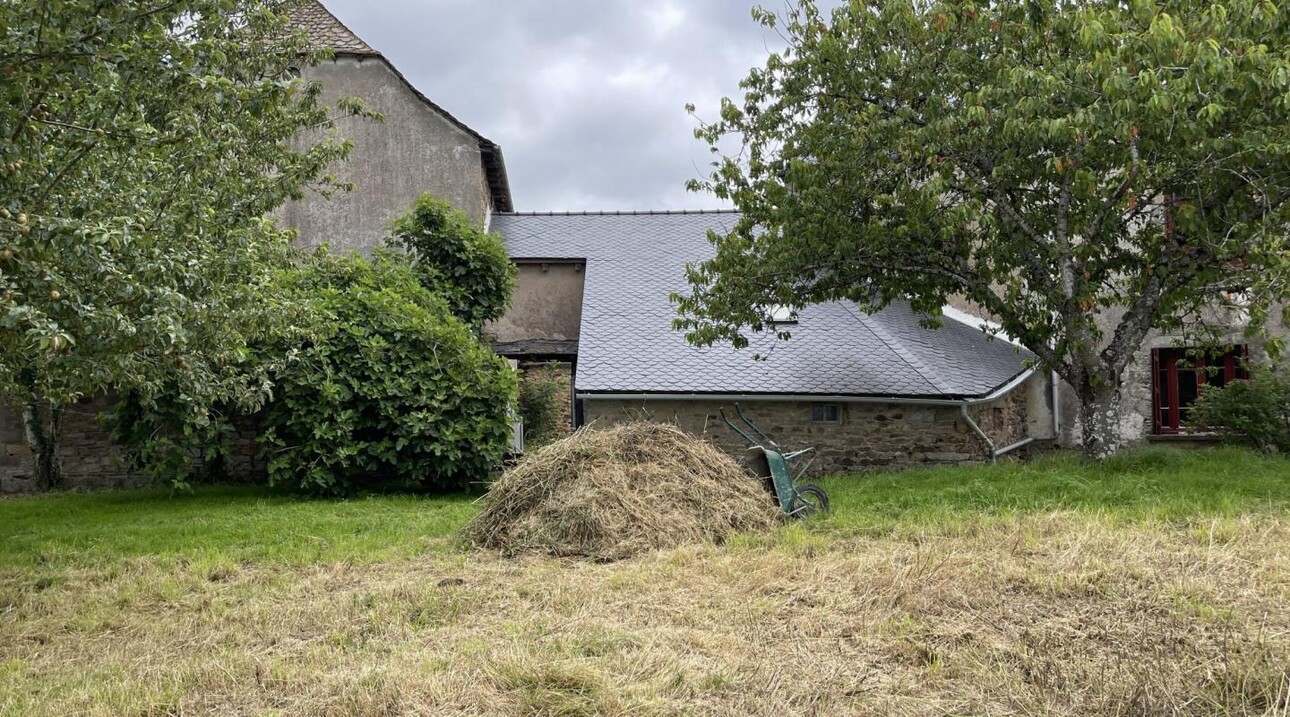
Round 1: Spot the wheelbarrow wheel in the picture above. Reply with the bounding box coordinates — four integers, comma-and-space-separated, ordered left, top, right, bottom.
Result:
790, 484, 830, 518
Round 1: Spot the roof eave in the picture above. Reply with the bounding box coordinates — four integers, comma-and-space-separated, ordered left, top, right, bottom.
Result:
574, 367, 1038, 406
480, 142, 513, 213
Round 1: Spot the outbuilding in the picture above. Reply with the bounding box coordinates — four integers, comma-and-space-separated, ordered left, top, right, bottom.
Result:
487, 210, 1053, 473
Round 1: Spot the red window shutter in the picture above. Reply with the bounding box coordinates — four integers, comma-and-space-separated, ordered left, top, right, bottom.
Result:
1151, 349, 1163, 434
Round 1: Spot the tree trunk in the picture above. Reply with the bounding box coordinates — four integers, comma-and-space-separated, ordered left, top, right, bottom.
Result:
22, 400, 63, 490
1077, 384, 1124, 461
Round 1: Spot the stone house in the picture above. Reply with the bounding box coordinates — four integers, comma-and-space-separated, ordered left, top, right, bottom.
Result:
1056, 307, 1281, 448
0, 2, 513, 492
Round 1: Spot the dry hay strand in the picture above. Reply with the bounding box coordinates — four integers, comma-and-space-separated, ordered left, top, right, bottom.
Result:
462, 422, 780, 560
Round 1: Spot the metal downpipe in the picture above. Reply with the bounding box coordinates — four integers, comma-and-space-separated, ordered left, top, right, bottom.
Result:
959, 404, 996, 463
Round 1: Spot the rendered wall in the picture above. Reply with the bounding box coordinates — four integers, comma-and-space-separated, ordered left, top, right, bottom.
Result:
487, 262, 586, 344
278, 56, 493, 254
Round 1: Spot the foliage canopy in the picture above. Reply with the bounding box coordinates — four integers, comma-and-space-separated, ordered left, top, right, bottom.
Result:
0, 0, 368, 485
260, 250, 518, 496
1192, 369, 1290, 453
388, 194, 515, 328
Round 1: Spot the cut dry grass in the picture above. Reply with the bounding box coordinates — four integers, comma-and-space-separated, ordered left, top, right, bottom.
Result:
1, 447, 1289, 716
463, 423, 780, 560
2, 515, 1287, 716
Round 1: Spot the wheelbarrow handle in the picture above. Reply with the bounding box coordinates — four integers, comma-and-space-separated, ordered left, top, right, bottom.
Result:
718, 406, 758, 447
792, 453, 817, 482
734, 403, 780, 451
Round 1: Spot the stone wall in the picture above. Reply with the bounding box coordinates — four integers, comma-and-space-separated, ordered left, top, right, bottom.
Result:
1056, 304, 1290, 447
581, 386, 1032, 476
0, 399, 138, 494
971, 382, 1030, 450
951, 293, 1290, 450
0, 398, 266, 494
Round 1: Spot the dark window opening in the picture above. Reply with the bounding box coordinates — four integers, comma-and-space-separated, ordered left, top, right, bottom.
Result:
811, 403, 840, 424
1152, 345, 1248, 434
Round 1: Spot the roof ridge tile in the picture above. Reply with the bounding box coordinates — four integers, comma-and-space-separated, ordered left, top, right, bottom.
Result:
841, 304, 957, 395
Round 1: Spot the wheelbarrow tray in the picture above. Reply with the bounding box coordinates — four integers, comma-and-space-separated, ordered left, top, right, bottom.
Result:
745, 446, 800, 514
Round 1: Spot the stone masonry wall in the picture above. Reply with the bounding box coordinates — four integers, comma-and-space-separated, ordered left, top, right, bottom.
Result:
970, 383, 1030, 451
0, 398, 138, 494
1056, 303, 1290, 447
0, 398, 265, 494
582, 389, 1031, 476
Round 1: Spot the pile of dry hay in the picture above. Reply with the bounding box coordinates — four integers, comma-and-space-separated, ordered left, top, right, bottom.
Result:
462, 422, 780, 560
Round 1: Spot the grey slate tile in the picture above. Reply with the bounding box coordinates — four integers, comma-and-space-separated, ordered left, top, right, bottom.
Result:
491, 211, 1034, 398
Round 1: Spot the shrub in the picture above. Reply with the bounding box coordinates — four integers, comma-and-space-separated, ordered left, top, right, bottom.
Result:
1190, 368, 1290, 453
387, 194, 516, 328
260, 250, 517, 495
105, 339, 294, 492
518, 363, 569, 449
107, 389, 238, 490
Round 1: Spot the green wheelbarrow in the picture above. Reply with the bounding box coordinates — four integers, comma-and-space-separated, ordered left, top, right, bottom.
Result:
719, 404, 830, 518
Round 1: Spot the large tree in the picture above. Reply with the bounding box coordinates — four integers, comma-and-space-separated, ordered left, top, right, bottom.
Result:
677, 0, 1290, 457
0, 0, 365, 486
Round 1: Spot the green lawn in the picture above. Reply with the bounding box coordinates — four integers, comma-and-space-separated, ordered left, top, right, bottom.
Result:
2, 446, 1285, 572
816, 445, 1290, 534
0, 485, 477, 570
1, 447, 1287, 716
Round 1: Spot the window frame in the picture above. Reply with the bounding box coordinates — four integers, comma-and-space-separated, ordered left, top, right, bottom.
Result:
810, 403, 841, 425
1151, 345, 1248, 435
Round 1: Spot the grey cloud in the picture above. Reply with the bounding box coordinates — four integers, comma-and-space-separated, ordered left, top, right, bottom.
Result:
321, 0, 801, 210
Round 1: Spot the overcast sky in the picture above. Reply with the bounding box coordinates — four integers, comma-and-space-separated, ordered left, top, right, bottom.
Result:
320, 1, 805, 211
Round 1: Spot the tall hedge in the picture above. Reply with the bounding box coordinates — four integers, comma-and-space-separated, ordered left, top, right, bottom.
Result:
387, 194, 516, 328
261, 251, 517, 495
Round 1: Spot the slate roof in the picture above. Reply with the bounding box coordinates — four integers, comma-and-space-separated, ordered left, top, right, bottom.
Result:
490, 211, 1036, 399
286, 0, 378, 56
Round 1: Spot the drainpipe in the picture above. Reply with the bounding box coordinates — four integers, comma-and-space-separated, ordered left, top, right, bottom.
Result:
960, 404, 996, 462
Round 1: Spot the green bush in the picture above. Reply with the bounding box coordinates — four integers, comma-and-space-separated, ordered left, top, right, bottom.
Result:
1190, 369, 1290, 453
105, 340, 294, 492
387, 194, 516, 328
518, 364, 568, 448
106, 389, 238, 490
260, 250, 517, 495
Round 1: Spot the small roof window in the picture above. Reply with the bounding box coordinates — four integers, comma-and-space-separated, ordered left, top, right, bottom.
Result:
768, 305, 797, 324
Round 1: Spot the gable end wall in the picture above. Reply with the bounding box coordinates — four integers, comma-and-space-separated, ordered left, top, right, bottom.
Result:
278, 56, 493, 254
